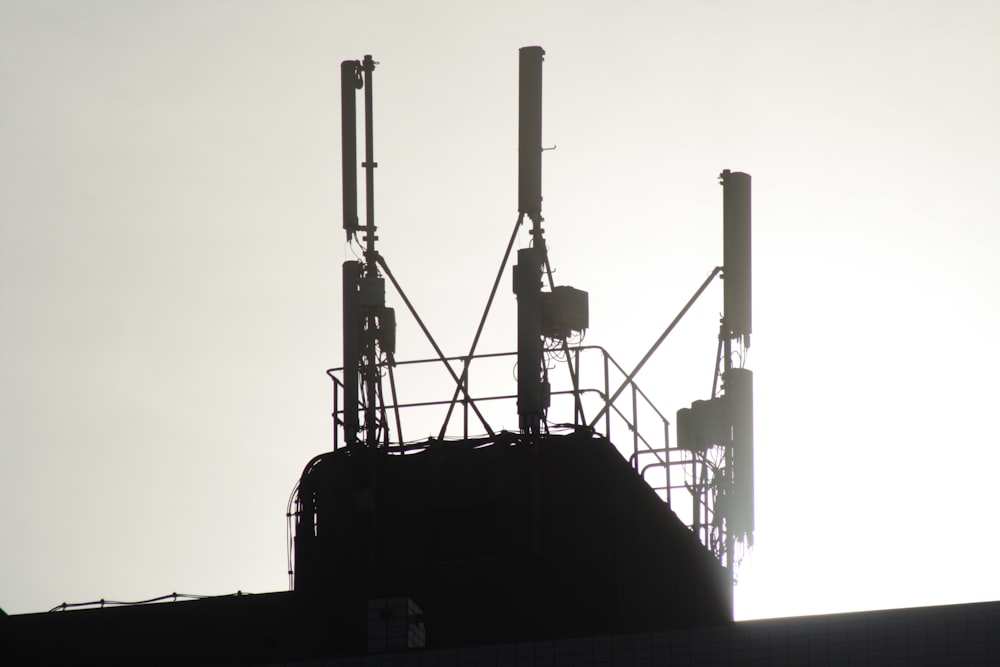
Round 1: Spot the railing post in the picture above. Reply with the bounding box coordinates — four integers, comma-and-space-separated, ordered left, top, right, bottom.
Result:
573, 347, 581, 426
631, 383, 639, 471
663, 418, 670, 504
333, 380, 339, 451
603, 351, 610, 438
692, 458, 701, 544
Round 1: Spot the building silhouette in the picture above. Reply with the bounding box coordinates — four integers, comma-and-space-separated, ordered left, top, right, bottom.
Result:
4, 47, 998, 665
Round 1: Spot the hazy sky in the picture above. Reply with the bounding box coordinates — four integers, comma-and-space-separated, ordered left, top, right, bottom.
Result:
2, 1, 999, 621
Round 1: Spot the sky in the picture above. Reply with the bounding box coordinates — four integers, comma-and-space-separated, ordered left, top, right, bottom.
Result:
1, 1, 999, 621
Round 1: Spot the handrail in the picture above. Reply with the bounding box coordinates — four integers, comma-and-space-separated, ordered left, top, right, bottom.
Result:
327, 344, 670, 428
326, 344, 671, 479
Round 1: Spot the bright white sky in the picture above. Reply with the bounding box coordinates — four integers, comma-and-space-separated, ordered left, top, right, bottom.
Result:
2, 1, 999, 621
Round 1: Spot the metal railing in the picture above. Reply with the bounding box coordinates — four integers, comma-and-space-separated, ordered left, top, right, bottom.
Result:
326, 345, 676, 501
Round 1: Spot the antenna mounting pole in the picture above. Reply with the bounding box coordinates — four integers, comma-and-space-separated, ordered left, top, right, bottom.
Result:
341, 54, 391, 449
515, 46, 548, 439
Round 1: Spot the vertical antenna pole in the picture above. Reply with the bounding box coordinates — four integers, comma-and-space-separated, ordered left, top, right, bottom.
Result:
721, 170, 752, 344
340, 57, 362, 447
719, 169, 754, 582
516, 46, 547, 439
343, 261, 361, 446
723, 334, 734, 581
728, 367, 755, 545
362, 55, 378, 265
361, 54, 379, 448
518, 46, 545, 228
514, 247, 545, 437
341, 60, 360, 238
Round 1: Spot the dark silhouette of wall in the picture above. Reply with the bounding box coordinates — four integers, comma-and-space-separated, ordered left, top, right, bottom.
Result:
294, 432, 732, 650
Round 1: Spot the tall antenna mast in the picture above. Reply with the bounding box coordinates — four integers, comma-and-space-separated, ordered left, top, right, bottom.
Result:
341, 55, 395, 448
512, 46, 589, 440
719, 169, 754, 576
514, 46, 547, 439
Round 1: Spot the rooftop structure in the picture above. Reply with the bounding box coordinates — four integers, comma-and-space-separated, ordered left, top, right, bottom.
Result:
4, 46, 768, 664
